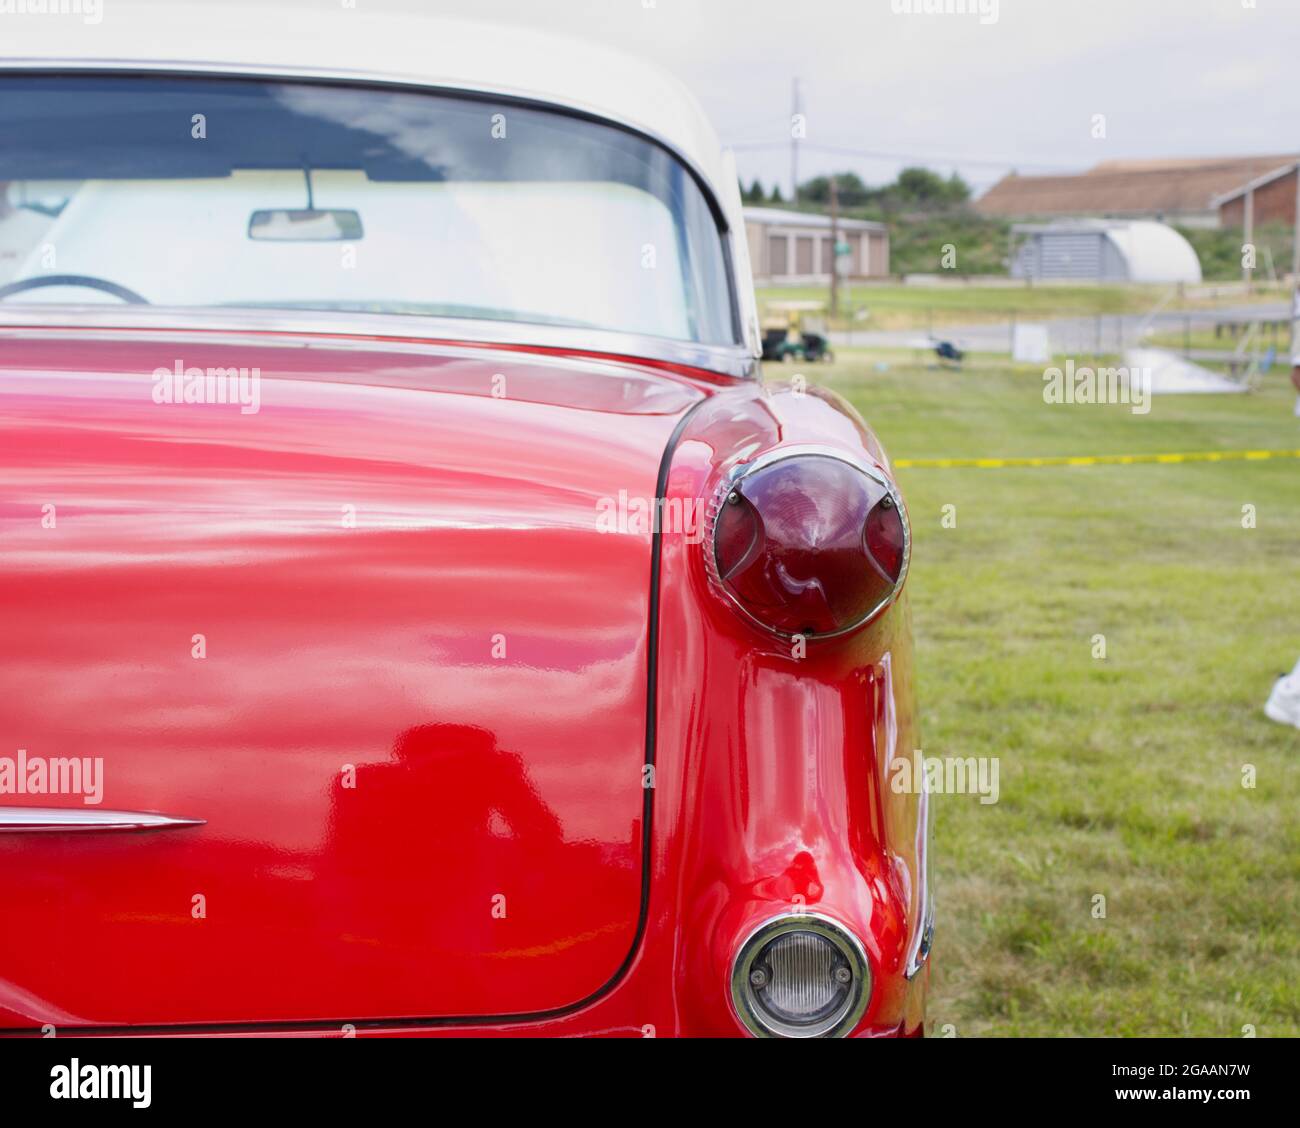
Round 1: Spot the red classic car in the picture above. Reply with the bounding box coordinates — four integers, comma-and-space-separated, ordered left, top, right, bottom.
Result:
0, 7, 929, 1038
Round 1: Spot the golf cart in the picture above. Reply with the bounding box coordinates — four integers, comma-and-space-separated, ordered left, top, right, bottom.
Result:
761, 300, 835, 364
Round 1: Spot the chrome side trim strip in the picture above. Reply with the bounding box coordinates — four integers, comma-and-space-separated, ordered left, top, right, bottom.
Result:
0, 808, 204, 833
906, 913, 935, 981
905, 786, 936, 980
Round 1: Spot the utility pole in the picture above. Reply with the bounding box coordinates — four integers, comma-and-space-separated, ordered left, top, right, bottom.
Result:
829, 174, 840, 319
1291, 161, 1300, 282
790, 77, 801, 205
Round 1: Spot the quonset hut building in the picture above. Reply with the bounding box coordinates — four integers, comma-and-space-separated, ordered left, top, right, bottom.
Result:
1010, 219, 1203, 284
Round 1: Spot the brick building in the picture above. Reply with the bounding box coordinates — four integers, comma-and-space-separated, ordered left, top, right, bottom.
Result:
977, 155, 1299, 229
1214, 164, 1300, 229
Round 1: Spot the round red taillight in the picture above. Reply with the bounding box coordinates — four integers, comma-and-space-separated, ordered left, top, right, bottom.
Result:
707, 451, 908, 639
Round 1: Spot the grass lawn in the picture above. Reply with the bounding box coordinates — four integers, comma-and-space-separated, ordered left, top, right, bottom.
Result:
1142, 326, 1293, 356
756, 282, 1294, 333
823, 350, 1300, 1036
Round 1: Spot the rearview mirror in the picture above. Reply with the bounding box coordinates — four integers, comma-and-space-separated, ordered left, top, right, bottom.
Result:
248, 208, 363, 241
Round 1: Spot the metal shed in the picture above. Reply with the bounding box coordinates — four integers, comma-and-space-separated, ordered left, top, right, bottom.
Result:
1011, 219, 1202, 283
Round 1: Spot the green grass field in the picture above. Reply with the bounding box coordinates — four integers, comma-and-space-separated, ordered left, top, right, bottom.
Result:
1142, 326, 1293, 356
756, 282, 1293, 333
823, 351, 1300, 1036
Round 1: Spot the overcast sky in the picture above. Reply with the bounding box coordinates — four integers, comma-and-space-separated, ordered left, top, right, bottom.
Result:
187, 1, 1300, 196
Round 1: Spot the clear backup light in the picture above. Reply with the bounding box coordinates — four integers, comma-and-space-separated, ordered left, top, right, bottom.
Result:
706, 449, 909, 640
731, 914, 872, 1038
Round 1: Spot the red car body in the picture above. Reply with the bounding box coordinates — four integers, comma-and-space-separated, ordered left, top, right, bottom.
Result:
0, 12, 928, 1038
0, 330, 927, 1037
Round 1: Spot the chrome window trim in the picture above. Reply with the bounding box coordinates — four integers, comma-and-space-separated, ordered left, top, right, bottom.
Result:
0, 305, 758, 380
0, 62, 758, 373
729, 911, 873, 1039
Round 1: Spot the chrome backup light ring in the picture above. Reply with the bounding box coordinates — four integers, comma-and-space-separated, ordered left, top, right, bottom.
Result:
703, 445, 911, 642
730, 912, 872, 1039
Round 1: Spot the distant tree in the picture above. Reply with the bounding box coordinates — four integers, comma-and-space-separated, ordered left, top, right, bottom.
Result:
786, 167, 971, 216
747, 178, 765, 203
884, 167, 971, 211
797, 171, 871, 208
769, 184, 785, 204
947, 172, 972, 204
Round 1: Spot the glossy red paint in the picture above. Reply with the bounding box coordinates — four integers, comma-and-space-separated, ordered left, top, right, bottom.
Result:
0, 327, 927, 1037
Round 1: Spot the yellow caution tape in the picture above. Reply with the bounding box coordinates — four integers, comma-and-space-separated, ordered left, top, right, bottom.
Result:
895, 449, 1300, 470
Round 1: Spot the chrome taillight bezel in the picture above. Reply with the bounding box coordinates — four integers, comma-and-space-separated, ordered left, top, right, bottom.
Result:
703, 445, 911, 642
730, 911, 873, 1039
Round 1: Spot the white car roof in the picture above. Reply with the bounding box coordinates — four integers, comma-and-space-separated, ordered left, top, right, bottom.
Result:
0, 3, 730, 209
0, 2, 762, 365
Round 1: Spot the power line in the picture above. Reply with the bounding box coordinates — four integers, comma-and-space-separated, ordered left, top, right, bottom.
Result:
728, 138, 1078, 173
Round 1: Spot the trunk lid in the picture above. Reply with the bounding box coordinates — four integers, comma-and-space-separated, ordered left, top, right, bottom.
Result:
0, 331, 702, 1028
